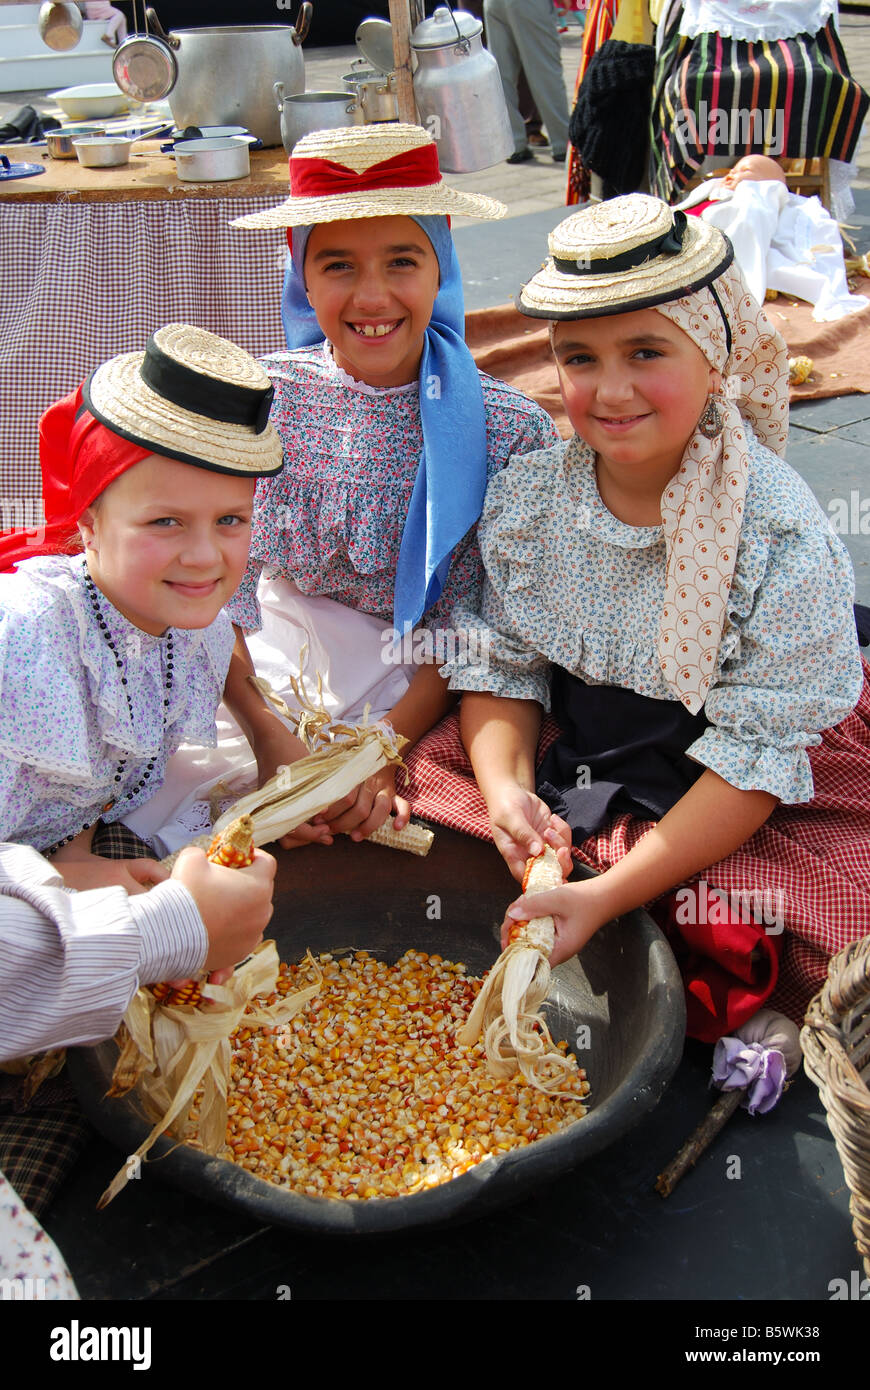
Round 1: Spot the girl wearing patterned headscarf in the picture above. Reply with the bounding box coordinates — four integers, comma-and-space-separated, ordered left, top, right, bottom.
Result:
441, 194, 869, 1039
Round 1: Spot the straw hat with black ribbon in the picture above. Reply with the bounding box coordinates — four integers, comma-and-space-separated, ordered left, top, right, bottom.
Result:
83, 322, 283, 477
0, 324, 283, 575
516, 194, 789, 717
517, 193, 733, 319
231, 123, 506, 230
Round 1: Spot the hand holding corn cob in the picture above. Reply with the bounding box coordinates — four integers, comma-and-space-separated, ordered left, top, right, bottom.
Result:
152, 816, 274, 1008
101, 817, 316, 1207
457, 847, 582, 1096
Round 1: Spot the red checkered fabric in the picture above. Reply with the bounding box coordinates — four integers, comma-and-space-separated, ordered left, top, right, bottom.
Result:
401, 660, 870, 1026
0, 197, 288, 505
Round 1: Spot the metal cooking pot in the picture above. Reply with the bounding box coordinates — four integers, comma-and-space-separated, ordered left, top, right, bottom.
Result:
46, 125, 106, 159
274, 87, 361, 155
145, 6, 312, 148
73, 136, 132, 169
173, 136, 251, 183
342, 68, 398, 125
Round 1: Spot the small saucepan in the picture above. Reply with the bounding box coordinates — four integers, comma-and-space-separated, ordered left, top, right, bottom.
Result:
173, 136, 251, 183
73, 136, 133, 169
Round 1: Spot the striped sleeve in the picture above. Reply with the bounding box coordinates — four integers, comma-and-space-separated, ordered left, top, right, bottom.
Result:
0, 845, 207, 1060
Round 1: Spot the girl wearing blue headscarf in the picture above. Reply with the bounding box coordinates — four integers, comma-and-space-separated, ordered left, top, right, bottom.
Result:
128, 124, 559, 855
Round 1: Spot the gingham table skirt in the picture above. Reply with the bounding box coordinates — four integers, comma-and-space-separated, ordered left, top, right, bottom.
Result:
400, 658, 870, 1027
0, 196, 288, 507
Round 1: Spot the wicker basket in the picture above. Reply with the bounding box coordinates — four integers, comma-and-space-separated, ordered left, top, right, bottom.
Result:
801, 935, 870, 1277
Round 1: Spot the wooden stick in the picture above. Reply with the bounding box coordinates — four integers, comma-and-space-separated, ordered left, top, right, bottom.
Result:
655, 1088, 745, 1197
389, 0, 418, 125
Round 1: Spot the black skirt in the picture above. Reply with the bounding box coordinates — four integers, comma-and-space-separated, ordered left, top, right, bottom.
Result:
536, 666, 709, 843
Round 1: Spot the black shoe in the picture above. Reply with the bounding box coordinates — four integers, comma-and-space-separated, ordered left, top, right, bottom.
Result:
507, 147, 534, 164
552, 151, 567, 164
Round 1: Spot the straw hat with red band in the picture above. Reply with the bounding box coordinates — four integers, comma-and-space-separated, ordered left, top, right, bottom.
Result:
0, 324, 283, 575
231, 123, 506, 230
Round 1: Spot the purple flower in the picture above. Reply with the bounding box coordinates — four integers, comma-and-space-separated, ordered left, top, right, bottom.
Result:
712, 1037, 788, 1114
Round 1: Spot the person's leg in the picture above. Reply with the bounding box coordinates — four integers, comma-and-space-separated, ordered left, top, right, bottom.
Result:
484, 0, 530, 157
510, 0, 570, 159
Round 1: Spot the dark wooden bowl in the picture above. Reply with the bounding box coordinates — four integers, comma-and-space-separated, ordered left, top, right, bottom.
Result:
69, 826, 685, 1235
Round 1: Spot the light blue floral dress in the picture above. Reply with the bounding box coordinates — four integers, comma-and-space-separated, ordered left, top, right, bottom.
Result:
444, 432, 863, 804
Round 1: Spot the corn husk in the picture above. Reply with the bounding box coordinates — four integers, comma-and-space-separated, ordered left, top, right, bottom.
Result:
458, 847, 579, 1096
160, 687, 422, 869
100, 942, 322, 1207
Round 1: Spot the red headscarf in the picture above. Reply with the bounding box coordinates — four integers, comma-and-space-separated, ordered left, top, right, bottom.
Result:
0, 385, 151, 574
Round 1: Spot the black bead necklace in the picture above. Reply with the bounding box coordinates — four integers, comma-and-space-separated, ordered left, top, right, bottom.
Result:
43, 570, 174, 856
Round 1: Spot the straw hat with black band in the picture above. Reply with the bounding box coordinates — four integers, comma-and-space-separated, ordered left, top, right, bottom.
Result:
0, 324, 283, 575
516, 194, 790, 716
83, 323, 283, 478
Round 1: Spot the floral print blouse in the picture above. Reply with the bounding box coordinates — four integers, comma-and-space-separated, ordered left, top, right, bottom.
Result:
444, 432, 863, 804
0, 555, 234, 851
224, 343, 560, 633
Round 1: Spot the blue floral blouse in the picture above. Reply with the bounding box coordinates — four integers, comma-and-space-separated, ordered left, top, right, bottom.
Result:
0, 555, 235, 851
444, 433, 863, 803
224, 342, 560, 633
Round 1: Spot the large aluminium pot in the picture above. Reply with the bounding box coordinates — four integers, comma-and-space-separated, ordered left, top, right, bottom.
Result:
145, 6, 312, 148
68, 827, 685, 1236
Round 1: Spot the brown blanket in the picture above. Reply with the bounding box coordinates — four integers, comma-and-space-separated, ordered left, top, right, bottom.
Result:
467, 277, 870, 436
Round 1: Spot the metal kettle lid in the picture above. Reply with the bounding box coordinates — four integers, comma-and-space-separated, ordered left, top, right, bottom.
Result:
410, 7, 482, 48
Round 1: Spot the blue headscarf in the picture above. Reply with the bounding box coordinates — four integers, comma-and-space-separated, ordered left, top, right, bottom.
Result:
281, 214, 488, 636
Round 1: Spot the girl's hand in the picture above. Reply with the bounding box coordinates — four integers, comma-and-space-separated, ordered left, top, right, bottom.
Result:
317, 766, 409, 841
52, 851, 169, 896
488, 786, 573, 883
500, 880, 607, 963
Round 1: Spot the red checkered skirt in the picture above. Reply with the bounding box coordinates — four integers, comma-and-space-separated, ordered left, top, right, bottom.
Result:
400, 660, 870, 1026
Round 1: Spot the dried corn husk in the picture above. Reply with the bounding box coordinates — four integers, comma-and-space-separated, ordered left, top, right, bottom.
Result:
160, 698, 425, 869
457, 847, 579, 1096
100, 942, 322, 1207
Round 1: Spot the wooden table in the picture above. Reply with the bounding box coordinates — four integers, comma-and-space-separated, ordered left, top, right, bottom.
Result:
0, 141, 293, 202
0, 142, 290, 504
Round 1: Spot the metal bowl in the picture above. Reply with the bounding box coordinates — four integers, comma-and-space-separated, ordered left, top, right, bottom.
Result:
69, 826, 685, 1235
46, 126, 106, 159
72, 136, 132, 168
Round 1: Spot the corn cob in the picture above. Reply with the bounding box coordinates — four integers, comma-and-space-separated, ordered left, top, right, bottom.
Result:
788, 355, 814, 385
457, 847, 580, 1095
101, 941, 323, 1207
368, 816, 434, 857
218, 949, 589, 1198
205, 814, 256, 868
149, 816, 256, 1009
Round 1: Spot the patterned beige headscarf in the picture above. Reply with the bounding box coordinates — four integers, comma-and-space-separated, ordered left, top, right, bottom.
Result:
654, 261, 789, 713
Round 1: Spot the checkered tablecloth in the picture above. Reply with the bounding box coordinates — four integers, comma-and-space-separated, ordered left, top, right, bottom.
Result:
0, 195, 288, 508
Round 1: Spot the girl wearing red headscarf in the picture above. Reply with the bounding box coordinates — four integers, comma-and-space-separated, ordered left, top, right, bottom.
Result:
0, 324, 283, 894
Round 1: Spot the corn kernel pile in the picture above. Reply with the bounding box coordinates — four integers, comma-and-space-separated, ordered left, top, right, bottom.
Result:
221, 949, 590, 1200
